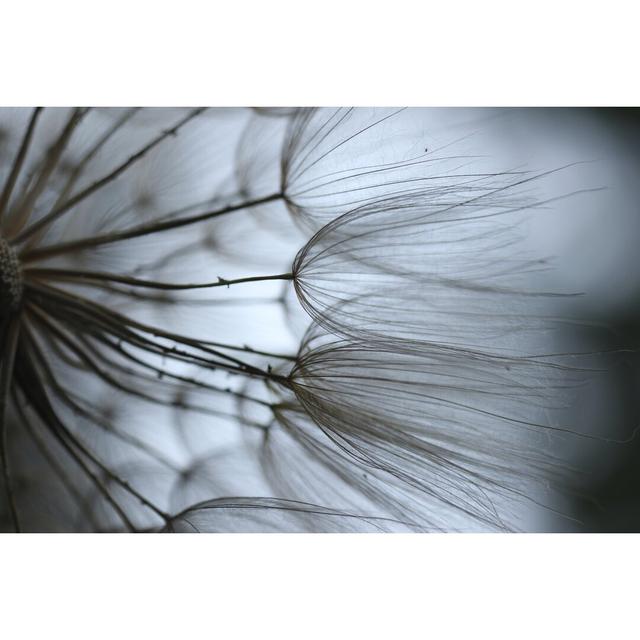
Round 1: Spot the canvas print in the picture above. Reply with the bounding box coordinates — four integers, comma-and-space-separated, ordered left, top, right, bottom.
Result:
1, 107, 638, 532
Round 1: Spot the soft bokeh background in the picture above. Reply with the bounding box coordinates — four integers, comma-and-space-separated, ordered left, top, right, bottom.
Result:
434, 108, 640, 531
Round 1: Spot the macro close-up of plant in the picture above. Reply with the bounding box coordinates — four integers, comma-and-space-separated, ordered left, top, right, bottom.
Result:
0, 106, 637, 533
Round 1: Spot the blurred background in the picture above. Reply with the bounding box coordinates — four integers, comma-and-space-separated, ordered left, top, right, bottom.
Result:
450, 108, 640, 531
534, 108, 640, 532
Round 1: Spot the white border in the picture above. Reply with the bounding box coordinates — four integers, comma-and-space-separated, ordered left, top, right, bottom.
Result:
2, 534, 636, 639
1, 0, 638, 105
1, 3, 637, 637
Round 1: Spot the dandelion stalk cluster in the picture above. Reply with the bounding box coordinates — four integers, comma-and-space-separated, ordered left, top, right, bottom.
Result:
0, 107, 590, 532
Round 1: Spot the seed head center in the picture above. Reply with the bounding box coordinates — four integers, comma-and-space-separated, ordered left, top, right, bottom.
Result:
0, 238, 23, 314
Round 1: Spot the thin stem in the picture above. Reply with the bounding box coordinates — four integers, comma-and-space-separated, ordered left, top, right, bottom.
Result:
0, 107, 43, 222
0, 319, 21, 531
23, 319, 181, 471
30, 304, 269, 426
83, 282, 283, 308
8, 108, 88, 240
16, 330, 136, 531
25, 267, 294, 291
12, 387, 103, 532
24, 280, 287, 382
14, 108, 206, 245
21, 192, 283, 262
23, 108, 142, 253
51, 108, 141, 214
21, 328, 169, 524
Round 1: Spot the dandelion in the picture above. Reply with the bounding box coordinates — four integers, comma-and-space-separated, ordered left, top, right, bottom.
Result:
0, 106, 592, 532
0, 107, 300, 531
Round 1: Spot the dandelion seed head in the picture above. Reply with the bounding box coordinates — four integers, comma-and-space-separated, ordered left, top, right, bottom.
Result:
0, 106, 601, 533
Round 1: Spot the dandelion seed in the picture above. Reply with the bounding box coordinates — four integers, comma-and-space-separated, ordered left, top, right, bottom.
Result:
266, 324, 582, 531
290, 176, 593, 357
